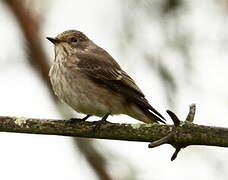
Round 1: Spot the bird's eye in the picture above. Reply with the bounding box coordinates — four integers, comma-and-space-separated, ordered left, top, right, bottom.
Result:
70, 37, 78, 42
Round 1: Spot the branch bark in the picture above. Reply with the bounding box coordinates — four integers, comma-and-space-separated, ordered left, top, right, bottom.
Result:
1, 116, 228, 148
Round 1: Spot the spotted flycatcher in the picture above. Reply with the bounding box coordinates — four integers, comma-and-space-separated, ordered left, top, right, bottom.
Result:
47, 30, 165, 124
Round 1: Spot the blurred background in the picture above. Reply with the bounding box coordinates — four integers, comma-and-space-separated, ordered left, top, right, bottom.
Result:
0, 0, 228, 179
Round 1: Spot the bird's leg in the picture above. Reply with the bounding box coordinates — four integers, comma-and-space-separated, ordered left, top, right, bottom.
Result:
68, 114, 91, 124
94, 113, 110, 130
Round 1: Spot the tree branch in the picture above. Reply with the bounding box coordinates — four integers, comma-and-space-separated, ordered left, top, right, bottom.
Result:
1, 116, 228, 148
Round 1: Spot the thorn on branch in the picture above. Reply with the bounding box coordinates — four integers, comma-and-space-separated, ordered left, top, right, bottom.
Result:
148, 104, 196, 161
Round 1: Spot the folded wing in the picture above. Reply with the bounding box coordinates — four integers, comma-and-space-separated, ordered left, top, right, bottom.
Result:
71, 49, 165, 123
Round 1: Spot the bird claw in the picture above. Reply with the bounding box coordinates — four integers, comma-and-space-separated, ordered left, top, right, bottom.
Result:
66, 118, 85, 124
66, 115, 91, 124
93, 120, 106, 130
93, 118, 110, 131
92, 113, 110, 131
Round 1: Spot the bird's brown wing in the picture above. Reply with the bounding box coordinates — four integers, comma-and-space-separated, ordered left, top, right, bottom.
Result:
71, 50, 165, 123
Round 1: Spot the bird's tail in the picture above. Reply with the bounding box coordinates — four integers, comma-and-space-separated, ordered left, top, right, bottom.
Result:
141, 108, 166, 124
127, 99, 166, 124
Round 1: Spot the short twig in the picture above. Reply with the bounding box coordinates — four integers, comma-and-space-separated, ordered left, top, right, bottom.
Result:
186, 104, 196, 122
148, 131, 174, 148
170, 104, 196, 160
166, 110, 180, 126
171, 147, 181, 161
149, 104, 197, 161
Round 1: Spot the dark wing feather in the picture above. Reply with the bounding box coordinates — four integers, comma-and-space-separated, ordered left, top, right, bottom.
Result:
73, 49, 165, 122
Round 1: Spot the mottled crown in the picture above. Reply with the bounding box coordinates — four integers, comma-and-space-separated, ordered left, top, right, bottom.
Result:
56, 30, 88, 41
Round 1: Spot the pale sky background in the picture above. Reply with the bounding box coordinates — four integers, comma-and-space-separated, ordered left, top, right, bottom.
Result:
1, 0, 228, 180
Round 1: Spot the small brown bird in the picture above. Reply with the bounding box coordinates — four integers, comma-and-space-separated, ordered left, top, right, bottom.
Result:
47, 30, 165, 124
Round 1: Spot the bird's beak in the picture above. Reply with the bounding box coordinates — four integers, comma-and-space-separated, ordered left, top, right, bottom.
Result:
46, 37, 61, 44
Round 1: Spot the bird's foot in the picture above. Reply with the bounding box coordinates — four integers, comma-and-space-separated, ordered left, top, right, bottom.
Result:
66, 115, 91, 124
94, 120, 109, 130
93, 113, 110, 131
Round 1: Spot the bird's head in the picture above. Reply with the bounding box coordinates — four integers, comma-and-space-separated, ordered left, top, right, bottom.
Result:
47, 30, 90, 55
